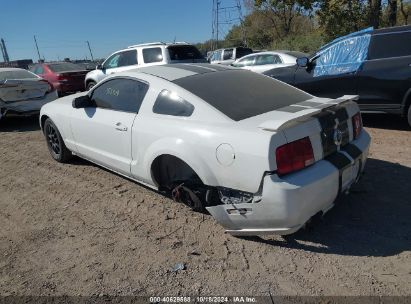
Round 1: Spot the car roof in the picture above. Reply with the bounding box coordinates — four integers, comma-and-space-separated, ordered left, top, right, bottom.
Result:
372, 25, 411, 35
0, 67, 26, 72
109, 42, 195, 54
129, 63, 235, 81
121, 63, 311, 121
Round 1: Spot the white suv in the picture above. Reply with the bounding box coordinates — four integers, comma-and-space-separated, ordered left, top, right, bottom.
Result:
85, 42, 206, 90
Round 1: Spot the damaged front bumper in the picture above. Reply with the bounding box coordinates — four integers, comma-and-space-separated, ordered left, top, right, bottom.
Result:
206, 131, 371, 236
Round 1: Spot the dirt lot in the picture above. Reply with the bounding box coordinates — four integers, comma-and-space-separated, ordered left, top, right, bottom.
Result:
0, 114, 410, 296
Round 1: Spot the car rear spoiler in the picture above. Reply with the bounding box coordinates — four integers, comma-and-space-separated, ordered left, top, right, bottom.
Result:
258, 95, 358, 132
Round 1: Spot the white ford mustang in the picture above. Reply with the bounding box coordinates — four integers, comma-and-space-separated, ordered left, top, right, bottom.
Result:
40, 63, 371, 236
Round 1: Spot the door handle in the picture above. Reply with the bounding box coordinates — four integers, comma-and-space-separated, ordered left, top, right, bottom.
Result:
115, 122, 128, 131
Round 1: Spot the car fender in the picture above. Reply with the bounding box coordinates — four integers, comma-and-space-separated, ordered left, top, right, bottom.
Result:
40, 96, 78, 152
141, 137, 219, 187
85, 70, 104, 86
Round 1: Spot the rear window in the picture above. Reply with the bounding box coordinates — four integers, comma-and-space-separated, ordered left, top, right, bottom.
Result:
143, 48, 163, 63
0, 70, 39, 81
167, 45, 204, 61
48, 63, 85, 72
236, 47, 253, 59
223, 49, 234, 60
368, 32, 411, 59
173, 70, 311, 121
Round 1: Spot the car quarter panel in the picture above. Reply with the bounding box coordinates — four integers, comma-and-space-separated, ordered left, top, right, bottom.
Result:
134, 120, 284, 192
122, 74, 285, 192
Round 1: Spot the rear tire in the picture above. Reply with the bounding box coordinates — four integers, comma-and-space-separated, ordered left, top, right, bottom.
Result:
86, 81, 96, 90
44, 118, 72, 163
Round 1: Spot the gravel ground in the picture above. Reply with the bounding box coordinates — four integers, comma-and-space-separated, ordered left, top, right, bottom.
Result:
0, 113, 410, 296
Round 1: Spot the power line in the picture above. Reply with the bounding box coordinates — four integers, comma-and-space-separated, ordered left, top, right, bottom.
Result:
211, 0, 246, 50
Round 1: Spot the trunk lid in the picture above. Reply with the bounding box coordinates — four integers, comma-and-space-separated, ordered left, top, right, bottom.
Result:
0, 79, 50, 102
257, 95, 357, 132
57, 70, 88, 82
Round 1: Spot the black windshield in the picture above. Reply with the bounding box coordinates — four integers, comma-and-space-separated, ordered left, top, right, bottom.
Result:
167, 46, 204, 61
48, 63, 85, 72
173, 70, 311, 121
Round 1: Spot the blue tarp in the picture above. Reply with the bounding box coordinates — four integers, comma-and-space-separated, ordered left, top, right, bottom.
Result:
313, 27, 373, 77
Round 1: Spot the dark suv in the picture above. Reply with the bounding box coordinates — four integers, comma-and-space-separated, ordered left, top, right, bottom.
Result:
264, 25, 411, 127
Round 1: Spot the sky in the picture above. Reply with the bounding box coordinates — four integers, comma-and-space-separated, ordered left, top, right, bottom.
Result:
0, 0, 239, 62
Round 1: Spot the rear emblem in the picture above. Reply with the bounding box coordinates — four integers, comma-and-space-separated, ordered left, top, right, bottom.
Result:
333, 129, 343, 146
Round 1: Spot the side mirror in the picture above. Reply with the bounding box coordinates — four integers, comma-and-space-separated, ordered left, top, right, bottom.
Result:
72, 95, 94, 109
296, 57, 309, 68
96, 64, 103, 70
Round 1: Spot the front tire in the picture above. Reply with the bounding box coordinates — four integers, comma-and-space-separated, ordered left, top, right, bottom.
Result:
44, 118, 72, 163
86, 81, 96, 90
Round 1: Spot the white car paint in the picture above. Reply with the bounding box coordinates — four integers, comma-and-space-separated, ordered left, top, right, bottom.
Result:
232, 51, 301, 74
41, 64, 371, 236
85, 42, 206, 89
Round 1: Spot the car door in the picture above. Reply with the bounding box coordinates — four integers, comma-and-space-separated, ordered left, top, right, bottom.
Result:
356, 31, 411, 112
102, 49, 138, 77
293, 34, 369, 98
70, 77, 149, 175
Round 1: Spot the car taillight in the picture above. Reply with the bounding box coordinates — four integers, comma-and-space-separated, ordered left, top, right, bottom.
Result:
40, 79, 53, 93
275, 137, 315, 176
352, 112, 362, 139
56, 74, 68, 83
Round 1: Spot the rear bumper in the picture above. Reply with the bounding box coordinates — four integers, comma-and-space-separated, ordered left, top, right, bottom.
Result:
207, 131, 371, 236
0, 90, 58, 114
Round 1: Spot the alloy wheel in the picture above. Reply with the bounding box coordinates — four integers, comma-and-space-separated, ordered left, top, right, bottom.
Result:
46, 124, 61, 156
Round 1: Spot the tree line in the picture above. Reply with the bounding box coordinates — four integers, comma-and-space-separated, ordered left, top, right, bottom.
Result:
196, 0, 411, 54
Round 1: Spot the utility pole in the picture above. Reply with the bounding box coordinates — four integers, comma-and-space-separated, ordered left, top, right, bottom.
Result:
216, 0, 219, 49
0, 39, 10, 62
86, 41, 94, 61
34, 35, 41, 62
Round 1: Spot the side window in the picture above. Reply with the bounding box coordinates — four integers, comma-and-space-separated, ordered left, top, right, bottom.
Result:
32, 65, 44, 75
143, 47, 163, 63
91, 78, 149, 113
368, 32, 411, 60
103, 53, 121, 69
313, 34, 371, 77
234, 56, 255, 67
153, 89, 194, 117
211, 50, 221, 61
255, 54, 281, 65
118, 50, 137, 67
223, 49, 234, 60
